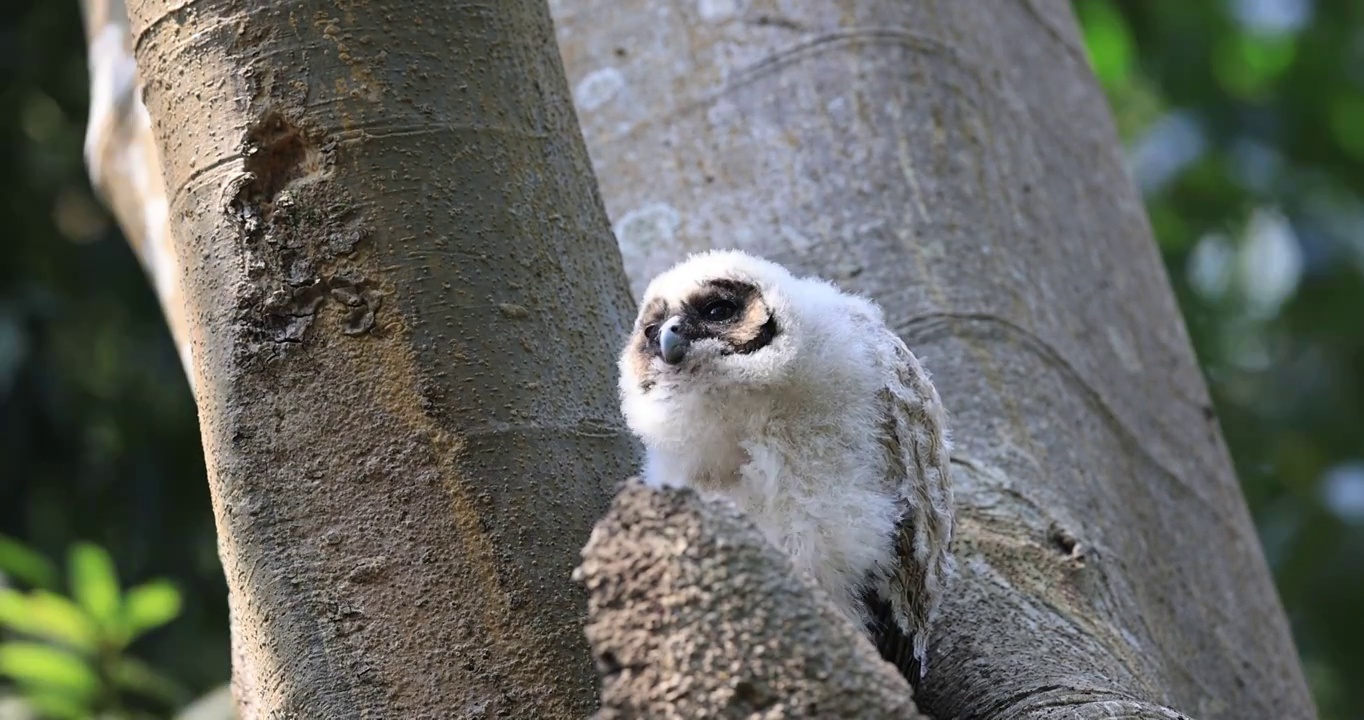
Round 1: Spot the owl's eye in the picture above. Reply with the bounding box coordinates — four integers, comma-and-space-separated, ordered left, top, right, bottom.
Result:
701, 299, 739, 322
643, 323, 660, 341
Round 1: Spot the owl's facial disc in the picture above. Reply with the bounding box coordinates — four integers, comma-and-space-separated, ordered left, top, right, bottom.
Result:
631, 277, 779, 389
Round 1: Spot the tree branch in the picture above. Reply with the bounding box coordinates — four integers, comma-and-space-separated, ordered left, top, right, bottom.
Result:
577, 480, 924, 719
77, 0, 193, 385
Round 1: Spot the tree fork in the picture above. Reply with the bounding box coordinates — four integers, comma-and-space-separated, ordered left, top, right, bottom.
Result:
554, 0, 1315, 717
122, 0, 637, 716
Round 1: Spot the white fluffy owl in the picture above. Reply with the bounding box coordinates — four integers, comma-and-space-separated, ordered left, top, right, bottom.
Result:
617, 249, 957, 677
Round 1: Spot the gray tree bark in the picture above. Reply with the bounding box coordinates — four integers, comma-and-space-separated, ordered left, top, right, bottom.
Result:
578, 481, 926, 719
554, 1, 1316, 718
118, 0, 638, 716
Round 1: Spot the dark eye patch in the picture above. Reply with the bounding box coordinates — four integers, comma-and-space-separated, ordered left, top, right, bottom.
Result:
634, 298, 668, 358
683, 279, 758, 320
673, 278, 776, 355
700, 298, 740, 322
630, 300, 669, 392
632, 279, 775, 368
705, 278, 757, 295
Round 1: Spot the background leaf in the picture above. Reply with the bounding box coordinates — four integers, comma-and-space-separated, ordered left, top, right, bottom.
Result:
66, 543, 121, 632
1076, 0, 1135, 89
121, 580, 181, 644
0, 589, 98, 652
0, 536, 58, 591
0, 641, 99, 699
111, 655, 189, 706
16, 690, 87, 720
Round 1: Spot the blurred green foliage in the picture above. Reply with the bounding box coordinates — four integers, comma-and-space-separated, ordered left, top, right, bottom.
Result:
0, 0, 1360, 718
1080, 1, 1364, 718
1, 537, 187, 718
0, 1, 227, 717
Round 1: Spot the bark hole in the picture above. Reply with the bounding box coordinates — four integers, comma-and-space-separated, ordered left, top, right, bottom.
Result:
597, 650, 622, 676
1047, 523, 1085, 565
231, 111, 326, 242
243, 113, 312, 207
732, 680, 774, 709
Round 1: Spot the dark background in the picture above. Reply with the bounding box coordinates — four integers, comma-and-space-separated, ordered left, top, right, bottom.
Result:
1, 0, 1360, 717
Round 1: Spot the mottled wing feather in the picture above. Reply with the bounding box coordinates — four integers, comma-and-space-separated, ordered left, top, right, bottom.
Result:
873, 331, 956, 677
860, 583, 922, 681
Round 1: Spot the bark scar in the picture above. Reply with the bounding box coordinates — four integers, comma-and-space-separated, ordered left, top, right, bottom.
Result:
228, 111, 379, 352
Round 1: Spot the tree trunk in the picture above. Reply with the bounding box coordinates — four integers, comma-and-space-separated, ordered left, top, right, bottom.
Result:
553, 1, 1316, 718
114, 0, 637, 716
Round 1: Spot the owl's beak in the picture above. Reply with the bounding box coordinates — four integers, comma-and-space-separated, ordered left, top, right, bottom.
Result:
659, 316, 689, 365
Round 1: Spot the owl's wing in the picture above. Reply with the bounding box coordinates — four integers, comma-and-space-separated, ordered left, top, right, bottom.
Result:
867, 330, 956, 678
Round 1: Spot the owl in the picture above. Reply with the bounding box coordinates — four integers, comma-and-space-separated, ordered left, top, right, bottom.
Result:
617, 249, 956, 677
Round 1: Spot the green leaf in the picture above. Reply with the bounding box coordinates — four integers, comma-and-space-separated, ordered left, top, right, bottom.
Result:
1076, 0, 1133, 89
121, 580, 181, 642
1329, 93, 1364, 161
0, 590, 98, 652
1214, 31, 1297, 99
17, 689, 89, 720
0, 536, 59, 591
67, 543, 121, 632
111, 655, 188, 706
0, 642, 99, 699
0, 589, 28, 627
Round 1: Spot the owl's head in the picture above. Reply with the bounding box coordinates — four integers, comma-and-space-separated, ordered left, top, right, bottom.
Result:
619, 249, 806, 397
